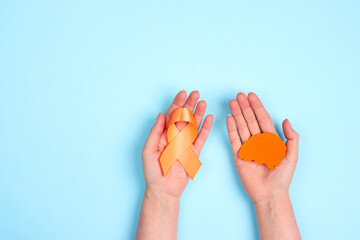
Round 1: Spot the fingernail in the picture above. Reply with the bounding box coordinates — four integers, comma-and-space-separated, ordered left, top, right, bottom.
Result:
286, 118, 292, 128
227, 114, 231, 117
156, 113, 161, 121
178, 90, 186, 95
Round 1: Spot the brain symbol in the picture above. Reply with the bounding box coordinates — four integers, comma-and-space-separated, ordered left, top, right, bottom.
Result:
238, 132, 287, 170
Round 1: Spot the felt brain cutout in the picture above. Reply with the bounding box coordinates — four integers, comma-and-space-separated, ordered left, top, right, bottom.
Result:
238, 133, 287, 170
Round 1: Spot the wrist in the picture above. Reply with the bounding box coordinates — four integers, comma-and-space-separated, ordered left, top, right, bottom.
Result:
144, 187, 180, 212
254, 191, 290, 213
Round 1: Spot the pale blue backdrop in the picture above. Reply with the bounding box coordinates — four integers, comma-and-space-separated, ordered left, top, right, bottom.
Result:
1, 1, 359, 239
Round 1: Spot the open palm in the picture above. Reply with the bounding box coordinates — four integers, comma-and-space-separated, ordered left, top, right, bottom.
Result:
142, 90, 213, 199
226, 92, 299, 204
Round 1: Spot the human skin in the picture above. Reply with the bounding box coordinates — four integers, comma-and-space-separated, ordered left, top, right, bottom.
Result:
136, 90, 213, 240
226, 92, 301, 240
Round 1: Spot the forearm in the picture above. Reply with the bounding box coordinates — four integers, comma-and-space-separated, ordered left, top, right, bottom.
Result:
254, 192, 301, 240
136, 187, 180, 240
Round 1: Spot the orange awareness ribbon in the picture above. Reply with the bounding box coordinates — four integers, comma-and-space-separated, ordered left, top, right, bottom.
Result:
159, 108, 201, 180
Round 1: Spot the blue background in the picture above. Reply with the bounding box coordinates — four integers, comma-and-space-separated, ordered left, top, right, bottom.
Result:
1, 1, 359, 239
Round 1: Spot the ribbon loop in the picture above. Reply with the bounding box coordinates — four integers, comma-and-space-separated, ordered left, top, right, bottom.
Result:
159, 108, 201, 180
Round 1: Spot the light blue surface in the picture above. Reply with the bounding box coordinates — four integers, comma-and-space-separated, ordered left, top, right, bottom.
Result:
1, 1, 359, 239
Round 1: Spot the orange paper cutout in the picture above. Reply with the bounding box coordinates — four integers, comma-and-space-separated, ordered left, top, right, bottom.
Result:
159, 108, 201, 180
238, 133, 286, 170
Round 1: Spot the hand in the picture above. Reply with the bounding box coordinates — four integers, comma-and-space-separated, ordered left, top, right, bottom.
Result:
226, 92, 301, 239
137, 90, 213, 240
142, 90, 213, 200
226, 92, 299, 204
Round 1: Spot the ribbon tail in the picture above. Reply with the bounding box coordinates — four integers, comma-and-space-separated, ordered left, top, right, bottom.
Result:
178, 148, 201, 180
159, 151, 177, 176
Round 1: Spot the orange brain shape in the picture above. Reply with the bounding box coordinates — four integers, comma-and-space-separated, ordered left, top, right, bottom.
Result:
238, 132, 287, 170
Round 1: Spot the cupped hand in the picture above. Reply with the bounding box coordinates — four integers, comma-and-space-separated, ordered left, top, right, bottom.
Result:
226, 92, 299, 204
142, 90, 213, 200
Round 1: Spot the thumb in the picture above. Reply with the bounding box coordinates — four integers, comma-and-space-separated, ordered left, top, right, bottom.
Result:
142, 113, 165, 155
282, 119, 299, 162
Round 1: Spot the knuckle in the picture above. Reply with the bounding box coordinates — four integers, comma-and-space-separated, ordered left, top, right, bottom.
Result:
141, 148, 147, 156
237, 123, 248, 132
294, 130, 299, 139
257, 115, 271, 124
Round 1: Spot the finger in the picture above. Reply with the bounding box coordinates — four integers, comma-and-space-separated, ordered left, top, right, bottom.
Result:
248, 92, 277, 134
229, 98, 251, 142
164, 90, 187, 127
183, 90, 200, 111
193, 100, 207, 129
142, 113, 166, 155
282, 119, 299, 162
192, 115, 213, 157
236, 92, 261, 136
226, 114, 241, 156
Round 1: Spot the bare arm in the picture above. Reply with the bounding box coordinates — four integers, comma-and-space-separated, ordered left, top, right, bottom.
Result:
136, 188, 180, 239
255, 192, 300, 239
